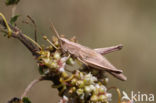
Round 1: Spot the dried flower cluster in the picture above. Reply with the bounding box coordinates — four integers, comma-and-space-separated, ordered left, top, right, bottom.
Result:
37, 36, 112, 103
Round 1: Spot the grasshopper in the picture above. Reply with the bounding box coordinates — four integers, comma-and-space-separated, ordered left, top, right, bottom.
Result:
50, 23, 127, 81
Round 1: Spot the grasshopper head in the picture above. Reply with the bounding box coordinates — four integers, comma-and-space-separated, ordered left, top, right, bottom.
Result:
59, 37, 70, 52
60, 37, 70, 44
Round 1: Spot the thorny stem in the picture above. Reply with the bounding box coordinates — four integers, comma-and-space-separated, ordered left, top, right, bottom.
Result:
0, 25, 42, 52
0, 13, 42, 55
21, 76, 44, 99
0, 13, 42, 54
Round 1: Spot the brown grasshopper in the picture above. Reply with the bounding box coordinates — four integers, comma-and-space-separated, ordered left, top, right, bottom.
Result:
50, 23, 127, 81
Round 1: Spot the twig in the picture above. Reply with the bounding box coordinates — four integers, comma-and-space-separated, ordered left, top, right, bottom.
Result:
27, 15, 37, 42
21, 76, 44, 99
0, 21, 41, 56
0, 13, 12, 37
108, 87, 121, 103
11, 5, 17, 17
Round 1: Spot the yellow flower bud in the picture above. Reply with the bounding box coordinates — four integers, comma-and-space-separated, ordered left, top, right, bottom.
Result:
43, 35, 48, 40
90, 95, 98, 102
71, 78, 77, 85
98, 95, 107, 102
76, 80, 84, 88
66, 57, 75, 65
54, 51, 61, 60
76, 88, 84, 95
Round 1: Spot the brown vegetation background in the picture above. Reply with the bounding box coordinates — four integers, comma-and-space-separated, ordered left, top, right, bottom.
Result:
0, 0, 156, 103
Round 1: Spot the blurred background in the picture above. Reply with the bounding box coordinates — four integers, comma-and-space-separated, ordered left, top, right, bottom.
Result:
0, 0, 156, 103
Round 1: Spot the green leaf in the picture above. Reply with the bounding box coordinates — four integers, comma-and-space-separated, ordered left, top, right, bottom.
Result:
5, 0, 20, 5
10, 15, 19, 26
22, 97, 31, 103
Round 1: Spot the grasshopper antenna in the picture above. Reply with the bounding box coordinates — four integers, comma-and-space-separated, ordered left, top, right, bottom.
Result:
50, 21, 61, 39
50, 21, 62, 48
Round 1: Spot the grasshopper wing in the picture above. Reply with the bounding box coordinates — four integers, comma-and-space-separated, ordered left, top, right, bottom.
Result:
79, 48, 123, 73
109, 72, 127, 81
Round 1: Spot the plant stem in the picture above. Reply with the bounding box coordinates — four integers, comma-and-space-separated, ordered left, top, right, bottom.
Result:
0, 12, 12, 37
11, 5, 17, 17
21, 76, 43, 99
